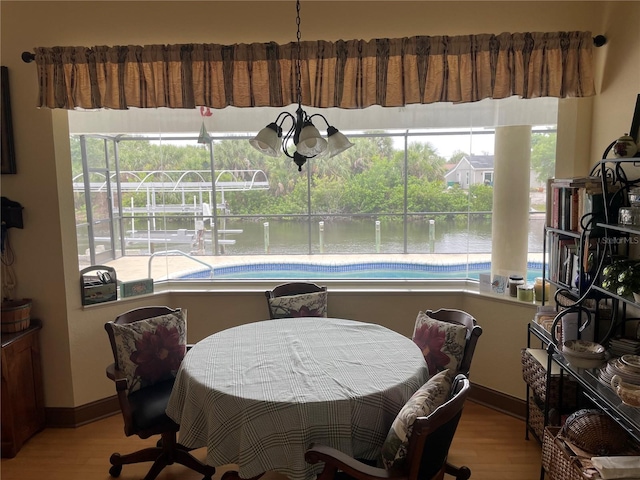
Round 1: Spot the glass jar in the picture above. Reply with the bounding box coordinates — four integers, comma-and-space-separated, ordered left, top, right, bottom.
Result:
517, 284, 535, 302
508, 275, 524, 297
533, 277, 551, 302
534, 277, 544, 302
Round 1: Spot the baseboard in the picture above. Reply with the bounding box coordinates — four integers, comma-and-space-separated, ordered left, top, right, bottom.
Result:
45, 395, 120, 428
469, 383, 526, 420
44, 384, 525, 428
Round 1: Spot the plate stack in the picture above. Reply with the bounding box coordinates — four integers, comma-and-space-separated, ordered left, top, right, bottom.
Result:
598, 355, 640, 388
562, 340, 606, 369
609, 337, 640, 357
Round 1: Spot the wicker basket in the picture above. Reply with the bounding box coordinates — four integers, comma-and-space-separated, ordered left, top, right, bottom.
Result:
528, 396, 546, 440
560, 409, 630, 456
521, 348, 578, 406
543, 427, 590, 480
1, 299, 32, 333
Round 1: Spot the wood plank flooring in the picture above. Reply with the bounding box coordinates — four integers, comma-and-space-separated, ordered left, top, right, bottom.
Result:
1, 401, 543, 480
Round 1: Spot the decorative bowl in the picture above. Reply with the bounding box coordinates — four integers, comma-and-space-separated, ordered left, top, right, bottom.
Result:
611, 374, 640, 407
562, 339, 606, 358
563, 350, 605, 369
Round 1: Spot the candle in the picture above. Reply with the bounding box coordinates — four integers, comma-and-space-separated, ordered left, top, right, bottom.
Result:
517, 284, 535, 302
533, 277, 550, 302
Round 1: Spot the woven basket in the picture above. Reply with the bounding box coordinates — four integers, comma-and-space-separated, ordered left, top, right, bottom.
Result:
560, 409, 630, 456
1, 299, 32, 333
549, 433, 590, 480
521, 348, 578, 406
528, 396, 545, 441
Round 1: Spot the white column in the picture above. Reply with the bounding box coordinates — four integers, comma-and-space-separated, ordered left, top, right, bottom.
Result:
491, 126, 532, 281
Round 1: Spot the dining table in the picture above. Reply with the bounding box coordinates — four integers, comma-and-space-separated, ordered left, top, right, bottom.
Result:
165, 317, 429, 480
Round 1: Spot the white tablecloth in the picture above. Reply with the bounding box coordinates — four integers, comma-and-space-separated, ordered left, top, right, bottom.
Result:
166, 317, 429, 480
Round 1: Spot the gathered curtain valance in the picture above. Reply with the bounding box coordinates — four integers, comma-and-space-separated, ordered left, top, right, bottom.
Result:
32, 31, 595, 110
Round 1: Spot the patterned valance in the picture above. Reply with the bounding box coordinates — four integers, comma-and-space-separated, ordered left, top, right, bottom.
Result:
32, 31, 595, 110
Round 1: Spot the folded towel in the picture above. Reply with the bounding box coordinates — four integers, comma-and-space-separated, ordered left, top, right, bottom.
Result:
591, 457, 640, 479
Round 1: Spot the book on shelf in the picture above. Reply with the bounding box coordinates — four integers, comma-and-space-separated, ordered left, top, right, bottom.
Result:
551, 176, 602, 191
546, 177, 610, 232
548, 236, 578, 286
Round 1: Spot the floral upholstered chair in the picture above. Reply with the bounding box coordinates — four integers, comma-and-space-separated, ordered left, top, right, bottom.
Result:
411, 308, 481, 480
104, 306, 215, 480
264, 282, 328, 319
411, 308, 482, 378
306, 373, 472, 480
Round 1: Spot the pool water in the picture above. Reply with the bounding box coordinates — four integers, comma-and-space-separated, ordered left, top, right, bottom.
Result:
179, 261, 543, 282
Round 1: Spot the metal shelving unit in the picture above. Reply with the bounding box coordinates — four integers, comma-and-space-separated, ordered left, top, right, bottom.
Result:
528, 321, 640, 443
527, 159, 640, 478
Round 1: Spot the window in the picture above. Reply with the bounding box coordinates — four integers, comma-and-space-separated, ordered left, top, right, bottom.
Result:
69, 97, 557, 283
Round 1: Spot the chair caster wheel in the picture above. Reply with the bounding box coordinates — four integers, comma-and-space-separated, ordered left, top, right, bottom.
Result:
202, 476, 213, 480
109, 465, 122, 477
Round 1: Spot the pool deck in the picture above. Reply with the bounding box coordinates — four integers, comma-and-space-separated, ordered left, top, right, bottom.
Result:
103, 252, 544, 282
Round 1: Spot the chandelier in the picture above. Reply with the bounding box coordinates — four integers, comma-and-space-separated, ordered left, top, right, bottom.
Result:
249, 0, 353, 171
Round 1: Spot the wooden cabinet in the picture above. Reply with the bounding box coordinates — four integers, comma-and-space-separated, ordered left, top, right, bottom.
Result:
1, 319, 45, 458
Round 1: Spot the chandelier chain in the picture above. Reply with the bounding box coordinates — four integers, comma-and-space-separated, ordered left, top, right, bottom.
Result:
295, 0, 302, 107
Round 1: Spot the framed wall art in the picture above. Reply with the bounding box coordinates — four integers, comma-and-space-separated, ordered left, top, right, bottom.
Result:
1, 66, 17, 174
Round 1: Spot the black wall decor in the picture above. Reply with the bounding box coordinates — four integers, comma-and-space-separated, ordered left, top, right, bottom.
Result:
630, 93, 640, 144
1, 66, 16, 174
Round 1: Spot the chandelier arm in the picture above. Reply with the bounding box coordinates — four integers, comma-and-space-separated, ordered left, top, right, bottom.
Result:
275, 111, 295, 128
307, 113, 331, 128
281, 120, 298, 160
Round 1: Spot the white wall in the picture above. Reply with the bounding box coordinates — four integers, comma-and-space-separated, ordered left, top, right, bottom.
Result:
1, 1, 638, 409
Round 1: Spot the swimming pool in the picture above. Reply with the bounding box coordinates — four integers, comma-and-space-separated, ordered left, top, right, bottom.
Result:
179, 261, 544, 281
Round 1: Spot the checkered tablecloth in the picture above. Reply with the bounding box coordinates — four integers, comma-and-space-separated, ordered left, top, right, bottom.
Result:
166, 317, 429, 480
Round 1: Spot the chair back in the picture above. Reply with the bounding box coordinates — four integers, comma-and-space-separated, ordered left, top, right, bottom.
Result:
104, 306, 181, 438
406, 374, 470, 480
425, 308, 482, 378
105, 306, 178, 371
265, 282, 327, 319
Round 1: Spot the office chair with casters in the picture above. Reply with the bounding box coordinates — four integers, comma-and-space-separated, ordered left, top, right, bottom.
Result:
305, 374, 471, 480
104, 306, 215, 480
265, 282, 328, 319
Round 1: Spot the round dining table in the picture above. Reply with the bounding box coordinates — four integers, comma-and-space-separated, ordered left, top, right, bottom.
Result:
166, 317, 429, 480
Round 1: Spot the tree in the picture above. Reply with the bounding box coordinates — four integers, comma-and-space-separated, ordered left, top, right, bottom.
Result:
531, 132, 556, 183
448, 150, 468, 164
394, 142, 447, 182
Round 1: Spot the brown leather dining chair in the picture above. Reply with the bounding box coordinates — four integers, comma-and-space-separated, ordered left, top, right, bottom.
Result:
265, 282, 328, 319
104, 306, 215, 480
305, 374, 472, 480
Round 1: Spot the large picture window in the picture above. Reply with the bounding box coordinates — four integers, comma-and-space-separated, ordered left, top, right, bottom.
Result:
69, 97, 557, 284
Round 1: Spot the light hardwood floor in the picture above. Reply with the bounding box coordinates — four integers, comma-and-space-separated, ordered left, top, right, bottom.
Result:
1, 401, 542, 480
